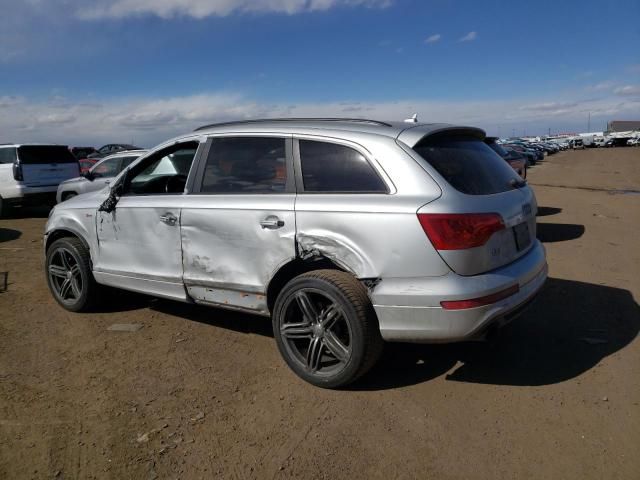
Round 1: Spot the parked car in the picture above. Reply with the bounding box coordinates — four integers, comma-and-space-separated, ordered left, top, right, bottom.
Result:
44, 119, 547, 388
87, 144, 142, 159
56, 150, 147, 203
504, 144, 537, 165
626, 138, 639, 146
485, 137, 527, 178
70, 146, 98, 160
0, 144, 80, 216
572, 138, 585, 150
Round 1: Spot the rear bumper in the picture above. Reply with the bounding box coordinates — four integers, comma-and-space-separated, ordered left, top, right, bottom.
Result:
1, 184, 58, 205
372, 240, 548, 342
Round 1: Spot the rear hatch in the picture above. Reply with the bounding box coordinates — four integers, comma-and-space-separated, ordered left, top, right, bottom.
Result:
411, 132, 537, 276
18, 145, 79, 187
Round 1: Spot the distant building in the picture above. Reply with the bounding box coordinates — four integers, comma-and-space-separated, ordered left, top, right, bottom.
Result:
607, 120, 640, 133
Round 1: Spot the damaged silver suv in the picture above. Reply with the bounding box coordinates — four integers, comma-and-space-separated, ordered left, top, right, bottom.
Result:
44, 118, 547, 388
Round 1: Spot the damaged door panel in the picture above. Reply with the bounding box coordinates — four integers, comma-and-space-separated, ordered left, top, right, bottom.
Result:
180, 196, 296, 313
94, 197, 187, 300
180, 135, 296, 313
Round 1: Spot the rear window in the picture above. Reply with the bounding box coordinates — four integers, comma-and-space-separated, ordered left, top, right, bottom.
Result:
0, 147, 17, 164
414, 136, 518, 195
18, 146, 77, 164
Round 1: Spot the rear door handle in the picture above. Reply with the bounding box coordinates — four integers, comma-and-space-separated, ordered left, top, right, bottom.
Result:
260, 216, 285, 229
160, 212, 178, 226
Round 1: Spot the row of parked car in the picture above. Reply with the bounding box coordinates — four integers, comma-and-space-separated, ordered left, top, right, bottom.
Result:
0, 143, 143, 215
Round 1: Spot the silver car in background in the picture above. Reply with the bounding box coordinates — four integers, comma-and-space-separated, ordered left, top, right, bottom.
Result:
44, 119, 547, 388
56, 150, 147, 203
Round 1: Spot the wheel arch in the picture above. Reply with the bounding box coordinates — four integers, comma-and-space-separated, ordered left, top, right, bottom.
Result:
266, 256, 347, 314
45, 228, 91, 254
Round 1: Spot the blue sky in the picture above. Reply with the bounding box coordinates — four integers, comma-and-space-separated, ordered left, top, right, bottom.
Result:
0, 0, 639, 146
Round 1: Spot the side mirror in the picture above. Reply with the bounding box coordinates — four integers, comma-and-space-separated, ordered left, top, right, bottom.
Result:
98, 168, 128, 213
84, 171, 95, 181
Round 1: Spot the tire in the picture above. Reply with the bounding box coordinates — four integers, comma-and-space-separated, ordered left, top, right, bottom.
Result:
272, 269, 384, 388
45, 237, 97, 312
0, 197, 8, 218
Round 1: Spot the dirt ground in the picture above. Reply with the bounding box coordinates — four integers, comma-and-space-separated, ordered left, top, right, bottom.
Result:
1, 147, 639, 479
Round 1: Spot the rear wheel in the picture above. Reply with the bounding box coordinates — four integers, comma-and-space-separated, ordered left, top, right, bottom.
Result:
46, 237, 97, 312
273, 270, 383, 388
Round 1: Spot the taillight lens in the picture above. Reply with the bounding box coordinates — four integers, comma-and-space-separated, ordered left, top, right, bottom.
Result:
12, 162, 23, 181
417, 213, 505, 250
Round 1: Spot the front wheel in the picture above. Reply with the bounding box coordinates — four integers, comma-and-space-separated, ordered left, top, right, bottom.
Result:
45, 237, 97, 312
272, 270, 384, 388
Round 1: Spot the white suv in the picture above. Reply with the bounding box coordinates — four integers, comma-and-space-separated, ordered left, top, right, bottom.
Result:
0, 144, 80, 216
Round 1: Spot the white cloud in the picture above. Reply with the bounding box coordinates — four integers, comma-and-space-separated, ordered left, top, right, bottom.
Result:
586, 80, 617, 92
459, 31, 477, 42
74, 0, 393, 19
425, 34, 441, 44
1, 91, 639, 146
613, 85, 640, 96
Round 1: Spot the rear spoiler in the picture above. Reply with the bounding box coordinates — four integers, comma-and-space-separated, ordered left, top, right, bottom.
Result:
397, 124, 486, 148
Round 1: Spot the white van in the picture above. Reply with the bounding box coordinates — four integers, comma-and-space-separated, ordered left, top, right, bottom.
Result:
0, 144, 80, 216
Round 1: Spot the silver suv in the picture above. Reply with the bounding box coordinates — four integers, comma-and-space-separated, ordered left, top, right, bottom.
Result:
44, 119, 548, 388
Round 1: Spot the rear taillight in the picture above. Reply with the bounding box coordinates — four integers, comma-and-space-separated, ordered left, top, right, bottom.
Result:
417, 213, 505, 250
440, 284, 519, 310
12, 162, 23, 181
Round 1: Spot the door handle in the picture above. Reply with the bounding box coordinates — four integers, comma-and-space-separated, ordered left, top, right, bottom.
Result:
160, 212, 178, 226
260, 216, 285, 229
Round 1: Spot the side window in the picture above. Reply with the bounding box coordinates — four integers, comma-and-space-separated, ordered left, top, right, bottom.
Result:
91, 157, 122, 178
124, 142, 199, 195
0, 148, 17, 164
120, 156, 138, 169
200, 137, 287, 194
298, 140, 387, 193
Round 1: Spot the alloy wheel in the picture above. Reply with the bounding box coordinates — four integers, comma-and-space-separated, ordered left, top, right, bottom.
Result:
48, 247, 83, 304
279, 288, 353, 376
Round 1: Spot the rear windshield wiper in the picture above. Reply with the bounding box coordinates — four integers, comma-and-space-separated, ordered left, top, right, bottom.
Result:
509, 178, 527, 189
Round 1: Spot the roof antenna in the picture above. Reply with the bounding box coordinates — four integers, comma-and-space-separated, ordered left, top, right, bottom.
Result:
404, 113, 418, 124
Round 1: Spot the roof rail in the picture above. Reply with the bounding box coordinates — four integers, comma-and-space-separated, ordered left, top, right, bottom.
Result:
194, 118, 393, 132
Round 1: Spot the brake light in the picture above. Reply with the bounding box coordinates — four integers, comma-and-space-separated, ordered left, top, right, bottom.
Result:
12, 162, 23, 181
441, 285, 519, 310
417, 213, 505, 250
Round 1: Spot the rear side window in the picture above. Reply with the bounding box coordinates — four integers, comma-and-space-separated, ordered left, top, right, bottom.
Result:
17, 146, 77, 164
299, 140, 387, 193
200, 137, 287, 194
0, 148, 17, 164
413, 136, 517, 195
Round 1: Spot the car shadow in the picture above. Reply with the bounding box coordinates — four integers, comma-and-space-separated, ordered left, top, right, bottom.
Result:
151, 300, 274, 338
536, 206, 562, 217
353, 277, 639, 390
536, 223, 585, 243
0, 228, 21, 243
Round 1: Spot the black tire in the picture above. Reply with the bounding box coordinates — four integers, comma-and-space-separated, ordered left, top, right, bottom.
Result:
0, 197, 10, 218
45, 237, 97, 312
272, 269, 384, 388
